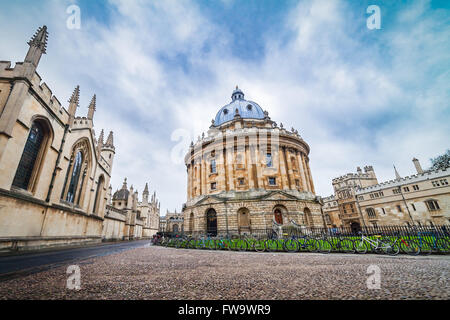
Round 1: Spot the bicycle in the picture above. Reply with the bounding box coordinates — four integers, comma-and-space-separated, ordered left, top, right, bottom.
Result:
265, 230, 284, 252
354, 232, 400, 255
394, 233, 420, 256
214, 237, 232, 250
296, 235, 317, 252
314, 234, 333, 254
417, 231, 448, 254
195, 234, 216, 250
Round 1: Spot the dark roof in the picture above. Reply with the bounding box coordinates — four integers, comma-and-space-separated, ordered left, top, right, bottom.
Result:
113, 188, 129, 201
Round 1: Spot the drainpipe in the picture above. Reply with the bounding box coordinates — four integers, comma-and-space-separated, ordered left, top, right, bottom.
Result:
398, 186, 414, 225
224, 200, 229, 237
354, 188, 367, 229
46, 124, 69, 202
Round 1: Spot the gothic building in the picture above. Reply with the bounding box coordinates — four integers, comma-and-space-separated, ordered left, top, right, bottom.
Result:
183, 87, 323, 236
0, 26, 115, 252
103, 178, 160, 240
159, 209, 184, 233
323, 158, 450, 229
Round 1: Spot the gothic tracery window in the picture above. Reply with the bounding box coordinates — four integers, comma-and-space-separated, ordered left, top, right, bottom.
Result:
12, 120, 49, 191
61, 139, 91, 207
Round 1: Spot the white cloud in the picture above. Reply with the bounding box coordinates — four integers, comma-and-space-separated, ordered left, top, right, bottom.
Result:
0, 0, 448, 213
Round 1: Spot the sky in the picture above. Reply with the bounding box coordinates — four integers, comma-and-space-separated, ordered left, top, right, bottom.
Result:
0, 0, 449, 215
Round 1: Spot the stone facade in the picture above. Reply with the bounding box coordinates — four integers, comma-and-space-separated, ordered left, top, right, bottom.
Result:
323, 158, 450, 228
160, 210, 184, 233
103, 179, 160, 241
183, 87, 323, 236
356, 162, 450, 227
0, 26, 115, 252
323, 166, 378, 231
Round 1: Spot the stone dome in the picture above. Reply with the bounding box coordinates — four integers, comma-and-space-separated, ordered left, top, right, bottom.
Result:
113, 178, 129, 200
214, 87, 265, 126
113, 188, 129, 201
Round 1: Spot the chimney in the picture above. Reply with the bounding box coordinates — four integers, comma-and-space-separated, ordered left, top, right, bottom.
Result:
412, 158, 424, 174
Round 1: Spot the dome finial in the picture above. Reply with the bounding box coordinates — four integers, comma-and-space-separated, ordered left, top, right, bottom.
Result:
231, 86, 244, 101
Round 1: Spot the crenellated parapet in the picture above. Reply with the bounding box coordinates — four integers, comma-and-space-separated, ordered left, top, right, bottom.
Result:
356, 167, 449, 195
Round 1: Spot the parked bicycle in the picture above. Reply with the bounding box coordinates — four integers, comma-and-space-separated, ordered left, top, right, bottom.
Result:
354, 232, 399, 255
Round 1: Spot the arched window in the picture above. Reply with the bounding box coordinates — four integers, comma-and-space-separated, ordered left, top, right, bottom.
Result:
61, 139, 91, 207
189, 212, 194, 232
274, 208, 283, 224
93, 175, 105, 214
206, 208, 217, 236
304, 207, 313, 226
238, 208, 250, 232
66, 151, 83, 203
12, 121, 48, 190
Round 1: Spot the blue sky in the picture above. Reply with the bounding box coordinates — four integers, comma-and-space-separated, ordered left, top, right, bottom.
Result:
0, 0, 449, 214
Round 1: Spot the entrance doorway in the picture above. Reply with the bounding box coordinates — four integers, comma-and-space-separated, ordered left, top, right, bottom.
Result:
206, 208, 217, 236
274, 209, 283, 224
238, 208, 250, 233
350, 222, 361, 234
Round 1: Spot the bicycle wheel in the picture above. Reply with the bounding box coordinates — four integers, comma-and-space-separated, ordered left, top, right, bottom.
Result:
252, 239, 266, 252
188, 239, 196, 249
399, 239, 420, 256
382, 240, 400, 256
283, 239, 299, 253
236, 239, 248, 251
418, 239, 432, 255
318, 239, 332, 254
354, 240, 368, 254
339, 238, 355, 253
305, 238, 317, 252
436, 238, 449, 253
265, 239, 279, 252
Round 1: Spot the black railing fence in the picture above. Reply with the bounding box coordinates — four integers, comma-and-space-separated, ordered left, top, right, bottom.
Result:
160, 224, 450, 239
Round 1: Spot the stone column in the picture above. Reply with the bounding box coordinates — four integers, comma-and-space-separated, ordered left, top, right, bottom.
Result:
300, 152, 311, 192
255, 146, 264, 189
306, 157, 315, 194
295, 151, 306, 191
279, 147, 289, 189
201, 155, 207, 195
246, 146, 254, 189
284, 148, 296, 190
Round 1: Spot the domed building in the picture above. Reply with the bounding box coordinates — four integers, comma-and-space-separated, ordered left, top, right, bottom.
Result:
183, 87, 324, 236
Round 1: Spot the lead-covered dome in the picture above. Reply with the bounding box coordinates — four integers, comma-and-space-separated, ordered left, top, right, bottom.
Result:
214, 87, 265, 126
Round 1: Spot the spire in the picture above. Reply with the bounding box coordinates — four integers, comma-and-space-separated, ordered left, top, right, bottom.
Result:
394, 165, 401, 180
67, 85, 80, 126
69, 85, 80, 105
87, 94, 96, 120
143, 183, 149, 195
97, 129, 104, 152
25, 25, 49, 67
104, 131, 114, 148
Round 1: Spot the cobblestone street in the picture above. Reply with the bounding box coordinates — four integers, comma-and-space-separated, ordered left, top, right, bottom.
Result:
0, 245, 449, 300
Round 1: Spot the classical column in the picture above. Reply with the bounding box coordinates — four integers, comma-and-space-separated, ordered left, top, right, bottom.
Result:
255, 146, 264, 189
284, 148, 296, 190
306, 157, 315, 194
218, 147, 226, 191
246, 146, 255, 189
300, 152, 312, 192
201, 154, 207, 195
295, 151, 306, 191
